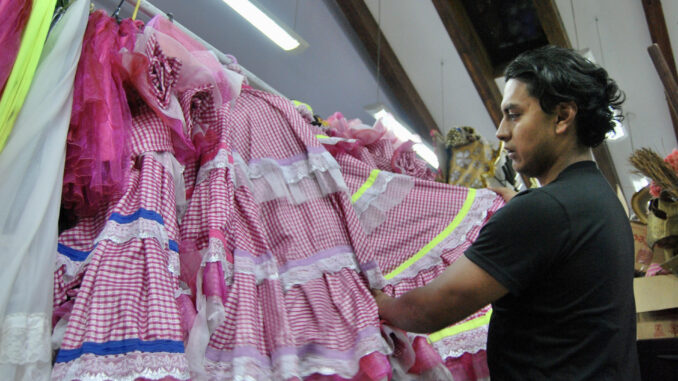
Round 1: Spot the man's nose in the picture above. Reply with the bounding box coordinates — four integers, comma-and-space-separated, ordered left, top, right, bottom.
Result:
496, 119, 509, 141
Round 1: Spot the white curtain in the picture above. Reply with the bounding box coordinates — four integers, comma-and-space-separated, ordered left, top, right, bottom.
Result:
0, 0, 89, 379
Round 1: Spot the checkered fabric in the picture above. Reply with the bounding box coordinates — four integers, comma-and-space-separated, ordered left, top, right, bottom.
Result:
53, 106, 191, 379
177, 87, 388, 380
321, 119, 505, 379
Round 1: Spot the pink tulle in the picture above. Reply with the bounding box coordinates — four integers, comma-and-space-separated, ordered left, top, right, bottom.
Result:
62, 11, 142, 215
0, 0, 31, 95
147, 16, 243, 103
323, 112, 435, 180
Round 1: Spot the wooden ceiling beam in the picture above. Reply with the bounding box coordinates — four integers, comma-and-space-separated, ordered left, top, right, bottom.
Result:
641, 0, 678, 144
334, 0, 439, 143
431, 0, 503, 128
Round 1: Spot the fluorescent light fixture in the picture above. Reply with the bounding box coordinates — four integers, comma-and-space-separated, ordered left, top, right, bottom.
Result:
222, 0, 304, 51
367, 105, 439, 169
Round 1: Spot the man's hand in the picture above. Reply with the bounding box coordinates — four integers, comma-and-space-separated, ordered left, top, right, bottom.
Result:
488, 185, 518, 203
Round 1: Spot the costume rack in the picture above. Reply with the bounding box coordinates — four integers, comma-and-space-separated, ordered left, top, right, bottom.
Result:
111, 0, 284, 98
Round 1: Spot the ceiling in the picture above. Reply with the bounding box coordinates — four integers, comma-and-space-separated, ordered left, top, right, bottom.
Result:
103, 0, 678, 209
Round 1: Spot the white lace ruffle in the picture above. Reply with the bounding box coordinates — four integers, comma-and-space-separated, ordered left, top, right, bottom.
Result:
352, 171, 414, 235
0, 313, 51, 366
55, 250, 91, 281
232, 151, 348, 204
204, 329, 390, 380
196, 148, 233, 186
95, 217, 180, 276
94, 216, 169, 248
51, 352, 190, 381
428, 325, 488, 358
279, 250, 359, 291
201, 240, 360, 291
364, 189, 498, 289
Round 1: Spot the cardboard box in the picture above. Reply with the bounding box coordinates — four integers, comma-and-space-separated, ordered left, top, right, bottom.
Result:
637, 309, 678, 340
630, 221, 671, 273
634, 275, 678, 340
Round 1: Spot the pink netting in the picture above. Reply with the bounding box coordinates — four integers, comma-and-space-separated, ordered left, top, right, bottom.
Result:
324, 112, 435, 180
62, 11, 142, 215
0, 0, 31, 96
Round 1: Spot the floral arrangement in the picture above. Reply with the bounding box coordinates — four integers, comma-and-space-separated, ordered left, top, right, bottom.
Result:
629, 148, 678, 200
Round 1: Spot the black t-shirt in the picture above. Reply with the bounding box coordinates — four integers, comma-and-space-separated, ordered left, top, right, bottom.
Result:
465, 161, 640, 380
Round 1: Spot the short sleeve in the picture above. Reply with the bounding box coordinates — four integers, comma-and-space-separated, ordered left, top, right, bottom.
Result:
465, 190, 571, 296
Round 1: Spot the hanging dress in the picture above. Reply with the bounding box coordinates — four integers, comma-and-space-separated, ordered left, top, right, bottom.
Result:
179, 85, 395, 380
318, 113, 504, 381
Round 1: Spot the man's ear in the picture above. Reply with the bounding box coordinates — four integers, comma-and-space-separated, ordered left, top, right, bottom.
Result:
555, 101, 577, 134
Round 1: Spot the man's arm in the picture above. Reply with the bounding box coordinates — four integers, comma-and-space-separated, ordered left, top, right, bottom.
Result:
373, 254, 508, 333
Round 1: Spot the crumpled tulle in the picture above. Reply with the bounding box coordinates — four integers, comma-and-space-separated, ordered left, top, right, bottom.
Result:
323, 112, 435, 180
147, 16, 243, 104
62, 11, 142, 215
0, 0, 31, 96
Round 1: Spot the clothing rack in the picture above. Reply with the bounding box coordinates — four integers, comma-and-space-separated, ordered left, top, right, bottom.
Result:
117, 0, 284, 98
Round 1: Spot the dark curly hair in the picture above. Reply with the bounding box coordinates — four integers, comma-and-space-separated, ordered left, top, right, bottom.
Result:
504, 45, 625, 147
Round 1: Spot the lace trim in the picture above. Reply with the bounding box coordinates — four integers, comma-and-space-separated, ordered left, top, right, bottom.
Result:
56, 250, 91, 280
231, 151, 348, 204
428, 325, 488, 359
204, 245, 360, 290
196, 148, 233, 186
94, 217, 180, 276
0, 313, 51, 365
379, 190, 497, 288
352, 171, 414, 235
51, 352, 190, 381
204, 329, 390, 380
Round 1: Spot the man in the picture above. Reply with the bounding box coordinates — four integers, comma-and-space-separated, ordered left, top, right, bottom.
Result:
373, 45, 640, 380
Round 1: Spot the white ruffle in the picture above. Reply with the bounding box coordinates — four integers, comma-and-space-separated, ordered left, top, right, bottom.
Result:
0, 313, 51, 366
94, 216, 169, 248
232, 151, 348, 204
196, 148, 232, 186
279, 250, 359, 291
51, 352, 190, 381
203, 243, 360, 291
428, 326, 488, 358
352, 171, 414, 235
55, 248, 92, 281
364, 189, 498, 289
204, 330, 390, 380
95, 217, 180, 276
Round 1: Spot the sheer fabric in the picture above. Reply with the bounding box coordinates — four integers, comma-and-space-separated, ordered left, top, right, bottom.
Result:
0, 1, 89, 379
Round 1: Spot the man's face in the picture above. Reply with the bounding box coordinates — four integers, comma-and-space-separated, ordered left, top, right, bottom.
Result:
496, 79, 559, 181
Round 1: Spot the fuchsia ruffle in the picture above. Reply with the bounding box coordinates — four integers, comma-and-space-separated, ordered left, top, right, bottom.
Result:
62, 11, 142, 215
0, 0, 31, 96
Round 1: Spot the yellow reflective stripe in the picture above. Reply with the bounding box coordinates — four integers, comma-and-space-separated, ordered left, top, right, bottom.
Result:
429, 309, 492, 343
384, 188, 477, 280
351, 169, 381, 203
292, 100, 313, 115
0, 0, 57, 152
315, 134, 330, 139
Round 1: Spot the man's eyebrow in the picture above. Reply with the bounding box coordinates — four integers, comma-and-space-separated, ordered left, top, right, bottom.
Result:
502, 103, 518, 113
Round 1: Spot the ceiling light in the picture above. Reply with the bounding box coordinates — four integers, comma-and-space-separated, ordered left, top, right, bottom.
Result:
366, 104, 439, 169
222, 0, 304, 51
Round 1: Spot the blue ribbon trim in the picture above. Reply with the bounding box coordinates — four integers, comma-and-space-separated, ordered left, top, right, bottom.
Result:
55, 339, 184, 363
57, 243, 92, 262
